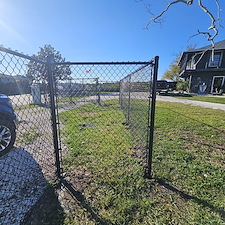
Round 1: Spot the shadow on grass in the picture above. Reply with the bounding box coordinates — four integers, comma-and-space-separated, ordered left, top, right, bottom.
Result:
60, 179, 111, 225
23, 178, 111, 225
158, 92, 193, 97
22, 185, 65, 225
156, 178, 225, 221
162, 105, 225, 135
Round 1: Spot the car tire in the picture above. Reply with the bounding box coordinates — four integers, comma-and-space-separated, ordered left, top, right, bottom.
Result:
0, 119, 16, 157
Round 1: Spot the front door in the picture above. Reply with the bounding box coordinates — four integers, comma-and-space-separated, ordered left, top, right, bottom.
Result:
211, 76, 225, 94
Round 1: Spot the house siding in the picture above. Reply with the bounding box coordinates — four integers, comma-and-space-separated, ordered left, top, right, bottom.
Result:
189, 71, 225, 93
179, 40, 225, 94
220, 51, 225, 68
193, 50, 225, 70
196, 52, 208, 69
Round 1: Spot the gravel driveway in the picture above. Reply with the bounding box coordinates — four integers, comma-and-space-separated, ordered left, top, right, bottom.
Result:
0, 148, 47, 225
0, 106, 55, 225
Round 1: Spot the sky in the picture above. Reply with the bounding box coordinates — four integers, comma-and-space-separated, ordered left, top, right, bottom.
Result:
0, 0, 225, 79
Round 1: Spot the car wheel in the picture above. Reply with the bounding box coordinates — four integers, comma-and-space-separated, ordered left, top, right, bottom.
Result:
0, 119, 16, 157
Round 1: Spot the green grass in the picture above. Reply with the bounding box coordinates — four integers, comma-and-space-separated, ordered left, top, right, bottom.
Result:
14, 104, 49, 111
59, 100, 225, 224
57, 96, 81, 102
176, 95, 225, 104
17, 127, 41, 144
154, 103, 225, 212
14, 104, 40, 110
58, 93, 97, 103
122, 99, 150, 148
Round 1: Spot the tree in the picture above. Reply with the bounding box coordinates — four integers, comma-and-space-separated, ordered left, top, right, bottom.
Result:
162, 45, 197, 81
27, 45, 71, 83
176, 79, 189, 92
162, 59, 189, 92
162, 57, 180, 81
141, 0, 223, 46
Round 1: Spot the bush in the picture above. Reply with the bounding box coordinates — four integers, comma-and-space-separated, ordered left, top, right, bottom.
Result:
176, 79, 189, 92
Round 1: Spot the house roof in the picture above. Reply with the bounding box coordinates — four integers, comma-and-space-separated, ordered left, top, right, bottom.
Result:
178, 39, 225, 65
195, 39, 225, 51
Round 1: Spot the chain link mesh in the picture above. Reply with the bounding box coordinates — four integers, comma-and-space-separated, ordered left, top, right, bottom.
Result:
120, 64, 154, 141
0, 46, 157, 224
54, 62, 156, 214
54, 62, 154, 167
0, 47, 55, 224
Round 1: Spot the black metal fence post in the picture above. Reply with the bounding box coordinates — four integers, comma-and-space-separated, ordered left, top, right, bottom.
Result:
119, 81, 122, 106
127, 75, 131, 124
146, 56, 159, 178
96, 78, 101, 105
46, 55, 61, 179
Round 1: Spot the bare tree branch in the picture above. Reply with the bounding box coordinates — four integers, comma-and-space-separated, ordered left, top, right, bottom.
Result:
197, 0, 218, 46
214, 0, 224, 28
188, 29, 217, 45
143, 0, 222, 45
145, 0, 193, 27
198, 0, 216, 30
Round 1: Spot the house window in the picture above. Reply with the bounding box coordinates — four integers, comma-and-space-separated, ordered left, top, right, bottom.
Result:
208, 51, 222, 67
186, 57, 196, 70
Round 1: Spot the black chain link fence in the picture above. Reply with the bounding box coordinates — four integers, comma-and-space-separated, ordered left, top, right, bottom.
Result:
0, 47, 55, 224
119, 61, 158, 175
0, 46, 158, 224
52, 61, 158, 175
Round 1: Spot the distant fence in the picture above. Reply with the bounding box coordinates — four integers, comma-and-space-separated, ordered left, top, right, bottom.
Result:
120, 57, 158, 176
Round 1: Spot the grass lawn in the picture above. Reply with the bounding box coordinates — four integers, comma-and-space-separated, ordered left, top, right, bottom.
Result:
57, 96, 81, 102
175, 95, 225, 104
59, 100, 225, 224
57, 92, 98, 103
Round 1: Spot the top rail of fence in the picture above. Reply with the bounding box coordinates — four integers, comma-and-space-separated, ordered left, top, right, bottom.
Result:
53, 60, 154, 66
119, 61, 155, 82
0, 46, 46, 64
0, 46, 155, 67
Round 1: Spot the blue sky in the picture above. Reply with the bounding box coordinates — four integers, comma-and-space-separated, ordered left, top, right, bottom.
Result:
0, 0, 225, 78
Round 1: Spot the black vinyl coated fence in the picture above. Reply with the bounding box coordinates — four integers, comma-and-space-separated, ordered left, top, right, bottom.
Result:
119, 60, 158, 176
0, 46, 158, 224
0, 47, 54, 224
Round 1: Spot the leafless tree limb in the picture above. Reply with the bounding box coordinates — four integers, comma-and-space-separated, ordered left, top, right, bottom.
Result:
145, 0, 192, 27
144, 0, 222, 45
197, 0, 218, 47
188, 29, 217, 45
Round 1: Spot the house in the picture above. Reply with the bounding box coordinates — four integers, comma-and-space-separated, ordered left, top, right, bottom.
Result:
178, 39, 225, 94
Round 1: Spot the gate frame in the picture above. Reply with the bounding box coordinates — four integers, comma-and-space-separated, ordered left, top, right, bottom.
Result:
146, 56, 159, 178
47, 55, 61, 178
47, 57, 159, 179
